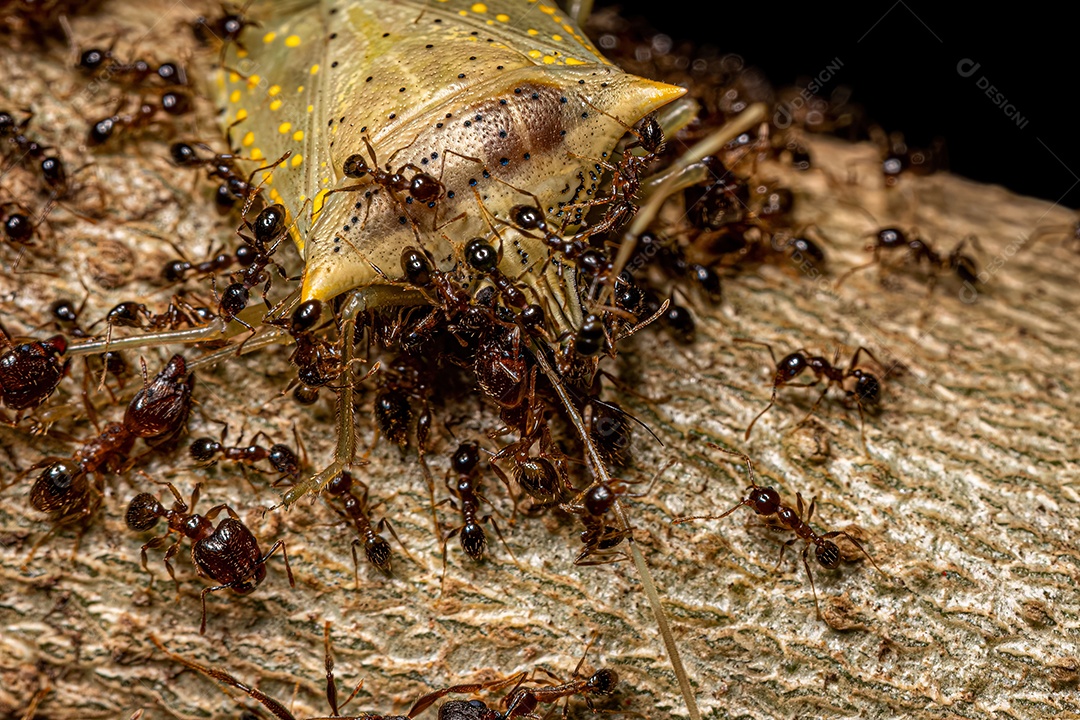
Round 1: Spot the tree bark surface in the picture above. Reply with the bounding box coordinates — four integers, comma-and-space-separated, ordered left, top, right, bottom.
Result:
0, 3, 1077, 720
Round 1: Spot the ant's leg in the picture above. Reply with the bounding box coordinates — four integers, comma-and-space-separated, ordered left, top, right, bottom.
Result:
801, 543, 823, 620
350, 540, 362, 589
376, 516, 420, 568
259, 539, 295, 586
484, 514, 522, 570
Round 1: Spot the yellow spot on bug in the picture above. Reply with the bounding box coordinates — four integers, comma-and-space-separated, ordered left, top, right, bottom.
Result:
263, 31, 276, 43
528, 49, 542, 58
310, 64, 319, 75
471, 2, 487, 11
542, 55, 557, 64
279, 122, 292, 134
497, 13, 509, 21
270, 99, 283, 111
270, 187, 283, 203
285, 34, 301, 48
229, 71, 240, 83
540, 4, 555, 14
486, 19, 494, 24
552, 34, 562, 42
237, 48, 248, 58
247, 74, 261, 89
251, 148, 264, 160
307, 104, 314, 113
293, 130, 304, 141
229, 89, 242, 103
291, 154, 303, 167
269, 85, 281, 96
297, 85, 305, 93
458, 9, 467, 15
312, 188, 331, 221
236, 108, 248, 121
527, 28, 538, 35
565, 57, 586, 66
242, 131, 255, 147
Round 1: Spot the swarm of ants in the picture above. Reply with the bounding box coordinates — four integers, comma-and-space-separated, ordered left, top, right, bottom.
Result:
0, 1, 1009, 717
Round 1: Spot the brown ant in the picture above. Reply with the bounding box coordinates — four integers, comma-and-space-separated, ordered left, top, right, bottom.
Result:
189, 429, 300, 481
126, 481, 294, 634
672, 444, 885, 619
0, 326, 68, 413
340, 136, 445, 206
152, 621, 396, 720
736, 339, 882, 449
87, 92, 190, 145
123, 354, 195, 449
408, 636, 618, 720
324, 469, 413, 579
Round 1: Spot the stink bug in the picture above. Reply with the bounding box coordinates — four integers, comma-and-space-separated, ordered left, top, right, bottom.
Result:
214, 0, 685, 336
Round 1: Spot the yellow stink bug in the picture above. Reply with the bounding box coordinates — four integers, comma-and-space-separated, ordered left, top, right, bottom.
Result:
215, 0, 685, 335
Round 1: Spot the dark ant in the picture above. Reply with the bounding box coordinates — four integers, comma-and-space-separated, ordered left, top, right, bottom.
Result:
161, 243, 257, 283
0, 327, 68, 412
0, 111, 69, 198
672, 444, 885, 619
439, 441, 516, 566
736, 339, 882, 449
126, 481, 294, 634
189, 430, 300, 481
324, 469, 412, 579
1, 200, 41, 246
152, 621, 400, 720
87, 93, 190, 145
217, 201, 293, 331
837, 226, 979, 288
169, 141, 256, 214
76, 45, 187, 88
870, 127, 945, 187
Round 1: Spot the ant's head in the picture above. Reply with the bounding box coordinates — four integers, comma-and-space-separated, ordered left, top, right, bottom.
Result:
749, 486, 781, 516
816, 539, 841, 569
777, 352, 808, 382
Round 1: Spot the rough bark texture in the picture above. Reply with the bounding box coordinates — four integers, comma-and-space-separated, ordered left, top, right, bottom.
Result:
1, 3, 1078, 720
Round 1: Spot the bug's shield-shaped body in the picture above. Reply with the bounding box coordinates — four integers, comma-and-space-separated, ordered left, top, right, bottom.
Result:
217, 0, 683, 333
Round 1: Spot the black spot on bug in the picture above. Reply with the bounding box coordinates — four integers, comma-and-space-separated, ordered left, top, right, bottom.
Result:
331, 61, 339, 68
499, 130, 507, 138
436, 122, 443, 128
523, 153, 530, 160
582, 112, 589, 118
458, 73, 466, 79
468, 178, 477, 186
398, 216, 407, 224
389, 113, 395, 119
447, 191, 455, 199
426, 44, 433, 48
464, 121, 471, 127
469, 56, 476, 60
399, 87, 406, 92
500, 158, 509, 165
366, 76, 373, 82
330, 33, 337, 39
499, 99, 507, 105
560, 97, 568, 103
382, 32, 390, 37
514, 88, 522, 94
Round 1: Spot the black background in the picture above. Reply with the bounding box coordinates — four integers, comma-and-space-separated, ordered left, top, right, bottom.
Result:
591, 1, 1077, 209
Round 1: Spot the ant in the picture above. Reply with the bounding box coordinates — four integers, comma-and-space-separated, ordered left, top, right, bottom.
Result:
161, 242, 257, 283
324, 469, 413, 579
152, 621, 390, 720
837, 226, 979, 288
736, 339, 882, 449
123, 353, 196, 449
169, 140, 257, 214
340, 136, 445, 206
126, 481, 294, 634
439, 441, 516, 567
87, 92, 190, 145
672, 444, 885, 619
217, 200, 294, 331
189, 429, 300, 482
76, 44, 187, 89
408, 636, 618, 720
0, 326, 68, 413
0, 111, 69, 198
